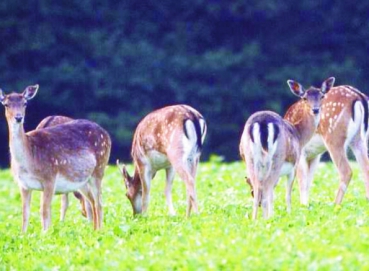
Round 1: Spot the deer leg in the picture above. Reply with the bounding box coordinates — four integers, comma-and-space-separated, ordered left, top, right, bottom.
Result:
90, 176, 103, 229
41, 183, 55, 231
261, 183, 274, 219
79, 185, 99, 230
286, 170, 295, 213
297, 154, 309, 205
165, 166, 176, 215
326, 143, 352, 205
139, 166, 152, 214
252, 184, 261, 220
297, 154, 321, 205
60, 194, 69, 221
20, 187, 32, 233
350, 139, 369, 200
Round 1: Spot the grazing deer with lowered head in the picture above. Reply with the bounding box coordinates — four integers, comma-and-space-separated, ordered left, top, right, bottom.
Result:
36, 115, 92, 221
240, 77, 334, 219
117, 105, 206, 217
285, 83, 369, 205
0, 85, 111, 231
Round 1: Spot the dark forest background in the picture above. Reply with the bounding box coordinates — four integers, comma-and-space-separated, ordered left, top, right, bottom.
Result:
0, 1, 368, 167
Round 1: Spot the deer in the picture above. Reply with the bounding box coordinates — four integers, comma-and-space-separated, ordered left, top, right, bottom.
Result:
116, 104, 207, 217
285, 83, 369, 206
240, 77, 335, 219
0, 85, 111, 232
36, 115, 92, 221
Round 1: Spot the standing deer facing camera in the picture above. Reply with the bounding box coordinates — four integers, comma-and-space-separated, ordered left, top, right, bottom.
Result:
240, 77, 334, 219
36, 115, 92, 221
0, 85, 111, 231
117, 105, 207, 217
285, 83, 369, 205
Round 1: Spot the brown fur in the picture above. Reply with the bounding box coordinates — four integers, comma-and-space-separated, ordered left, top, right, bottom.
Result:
118, 104, 206, 217
288, 85, 369, 205
0, 86, 111, 232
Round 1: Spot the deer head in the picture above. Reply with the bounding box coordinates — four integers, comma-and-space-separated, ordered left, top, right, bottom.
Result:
116, 160, 142, 214
287, 77, 335, 127
0, 85, 39, 128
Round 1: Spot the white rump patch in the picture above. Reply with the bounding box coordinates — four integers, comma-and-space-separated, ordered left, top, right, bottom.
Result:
267, 123, 278, 157
346, 101, 364, 148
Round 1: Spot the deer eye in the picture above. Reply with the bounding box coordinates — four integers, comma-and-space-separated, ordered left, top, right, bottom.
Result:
320, 95, 325, 100
3, 103, 9, 108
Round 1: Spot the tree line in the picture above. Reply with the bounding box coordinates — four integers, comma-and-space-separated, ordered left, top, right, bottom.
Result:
0, 0, 368, 166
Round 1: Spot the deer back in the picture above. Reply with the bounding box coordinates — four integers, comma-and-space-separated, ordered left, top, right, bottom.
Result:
24, 119, 111, 181
317, 85, 369, 140
131, 105, 206, 165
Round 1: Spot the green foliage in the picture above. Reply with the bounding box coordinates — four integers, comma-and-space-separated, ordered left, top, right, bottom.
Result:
0, 1, 368, 165
0, 162, 368, 270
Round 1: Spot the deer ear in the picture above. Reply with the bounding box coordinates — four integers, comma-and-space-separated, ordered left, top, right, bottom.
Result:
0, 89, 5, 104
321, 77, 335, 94
287, 80, 305, 97
116, 159, 131, 188
23, 84, 39, 100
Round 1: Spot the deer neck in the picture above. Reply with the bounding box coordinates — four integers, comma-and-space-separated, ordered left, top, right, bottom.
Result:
8, 123, 30, 164
285, 103, 318, 148
292, 110, 317, 147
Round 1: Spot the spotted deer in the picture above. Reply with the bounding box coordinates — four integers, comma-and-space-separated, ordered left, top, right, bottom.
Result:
0, 85, 111, 231
117, 105, 207, 217
240, 77, 334, 219
285, 83, 369, 205
36, 115, 92, 221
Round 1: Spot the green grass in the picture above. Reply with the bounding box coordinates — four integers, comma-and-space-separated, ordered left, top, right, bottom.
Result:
0, 161, 369, 270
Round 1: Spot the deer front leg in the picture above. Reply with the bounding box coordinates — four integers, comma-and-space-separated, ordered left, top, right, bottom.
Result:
350, 139, 369, 201
165, 167, 176, 215
20, 187, 32, 233
60, 194, 69, 221
140, 166, 152, 214
41, 183, 55, 231
285, 170, 295, 213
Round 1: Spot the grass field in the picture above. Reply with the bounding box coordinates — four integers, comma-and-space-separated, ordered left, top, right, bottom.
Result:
0, 160, 368, 270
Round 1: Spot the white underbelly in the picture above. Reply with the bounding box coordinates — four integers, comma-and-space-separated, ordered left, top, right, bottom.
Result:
146, 150, 171, 170
279, 162, 294, 176
16, 172, 88, 193
54, 174, 89, 193
304, 134, 326, 159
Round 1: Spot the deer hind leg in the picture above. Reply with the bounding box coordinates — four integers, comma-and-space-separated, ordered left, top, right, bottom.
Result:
252, 184, 261, 220
169, 156, 198, 217
20, 187, 32, 233
165, 166, 176, 215
261, 182, 275, 219
297, 154, 322, 205
73, 191, 92, 221
326, 142, 352, 205
79, 184, 99, 230
60, 194, 69, 221
40, 182, 55, 231
350, 138, 369, 200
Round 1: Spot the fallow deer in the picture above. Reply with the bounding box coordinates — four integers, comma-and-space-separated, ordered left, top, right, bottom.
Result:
36, 115, 92, 221
0, 85, 111, 231
285, 83, 369, 205
117, 105, 207, 217
240, 77, 334, 219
